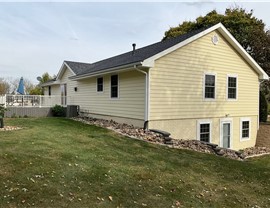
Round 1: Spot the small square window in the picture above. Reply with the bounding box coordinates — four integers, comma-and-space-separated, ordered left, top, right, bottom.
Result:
197, 121, 211, 143
240, 118, 250, 141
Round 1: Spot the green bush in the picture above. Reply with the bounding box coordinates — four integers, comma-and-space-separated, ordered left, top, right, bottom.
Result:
259, 91, 268, 122
51, 105, 66, 117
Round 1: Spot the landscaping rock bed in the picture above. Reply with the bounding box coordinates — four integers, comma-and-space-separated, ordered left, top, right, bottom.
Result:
73, 116, 270, 160
0, 126, 22, 131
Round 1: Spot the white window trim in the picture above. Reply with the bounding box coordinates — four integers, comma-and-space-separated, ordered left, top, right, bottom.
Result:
203, 72, 217, 101
110, 74, 120, 99
197, 119, 212, 143
220, 118, 233, 149
226, 74, 238, 101
96, 77, 104, 93
240, 117, 251, 141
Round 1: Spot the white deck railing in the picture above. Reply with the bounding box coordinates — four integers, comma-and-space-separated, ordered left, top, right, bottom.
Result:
0, 95, 71, 108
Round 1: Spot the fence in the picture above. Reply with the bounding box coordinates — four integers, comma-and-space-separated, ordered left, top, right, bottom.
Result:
0, 95, 71, 108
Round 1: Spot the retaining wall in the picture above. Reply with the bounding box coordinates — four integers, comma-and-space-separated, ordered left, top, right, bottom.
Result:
5, 107, 52, 117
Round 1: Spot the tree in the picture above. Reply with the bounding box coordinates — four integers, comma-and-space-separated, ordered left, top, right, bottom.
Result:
0, 78, 10, 95
259, 91, 268, 122
29, 72, 54, 95
163, 7, 270, 75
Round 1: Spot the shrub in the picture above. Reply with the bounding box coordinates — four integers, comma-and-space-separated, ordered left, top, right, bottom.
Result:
259, 91, 268, 122
0, 104, 7, 128
51, 105, 66, 117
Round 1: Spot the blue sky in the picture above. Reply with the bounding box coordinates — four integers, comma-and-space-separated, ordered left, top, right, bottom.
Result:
0, 2, 270, 83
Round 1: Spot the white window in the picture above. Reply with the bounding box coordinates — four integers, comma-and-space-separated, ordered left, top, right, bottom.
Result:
97, 77, 103, 92
227, 75, 238, 100
111, 75, 118, 98
197, 120, 212, 143
240, 118, 251, 141
204, 73, 216, 100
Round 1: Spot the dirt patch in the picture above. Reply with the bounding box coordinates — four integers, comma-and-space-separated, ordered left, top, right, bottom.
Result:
256, 122, 270, 148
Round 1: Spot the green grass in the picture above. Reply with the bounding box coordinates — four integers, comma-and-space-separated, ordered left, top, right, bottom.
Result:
1, 118, 270, 207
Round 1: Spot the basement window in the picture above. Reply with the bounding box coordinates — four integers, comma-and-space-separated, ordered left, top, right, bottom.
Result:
240, 118, 251, 141
197, 120, 212, 143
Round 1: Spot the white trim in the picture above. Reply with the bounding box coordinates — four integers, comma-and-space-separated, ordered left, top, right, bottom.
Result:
70, 62, 142, 81
110, 74, 119, 99
203, 72, 216, 101
141, 23, 268, 80
56, 62, 76, 80
134, 67, 150, 123
220, 118, 233, 149
41, 80, 60, 87
96, 77, 104, 93
240, 117, 251, 141
197, 119, 212, 143
226, 74, 238, 101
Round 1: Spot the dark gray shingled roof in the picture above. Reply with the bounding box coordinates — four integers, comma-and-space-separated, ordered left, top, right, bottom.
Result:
65, 27, 209, 77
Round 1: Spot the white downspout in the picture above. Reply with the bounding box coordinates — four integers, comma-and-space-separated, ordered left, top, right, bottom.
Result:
134, 65, 150, 129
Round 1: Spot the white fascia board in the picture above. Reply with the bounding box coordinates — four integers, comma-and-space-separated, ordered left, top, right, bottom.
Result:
217, 24, 269, 80
55, 62, 76, 80
70, 62, 142, 81
142, 23, 269, 80
40, 81, 60, 87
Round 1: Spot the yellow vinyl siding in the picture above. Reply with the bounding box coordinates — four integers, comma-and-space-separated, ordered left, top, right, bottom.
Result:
150, 31, 259, 120
63, 69, 145, 120
149, 30, 260, 150
50, 85, 60, 96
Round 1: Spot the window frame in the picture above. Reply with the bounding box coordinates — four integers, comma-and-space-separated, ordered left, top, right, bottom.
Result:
96, 77, 104, 93
203, 72, 216, 101
110, 74, 119, 99
197, 120, 212, 143
240, 117, 251, 141
227, 74, 238, 101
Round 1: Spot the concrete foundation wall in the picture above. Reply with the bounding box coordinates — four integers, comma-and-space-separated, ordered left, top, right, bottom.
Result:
79, 111, 144, 128
5, 107, 52, 117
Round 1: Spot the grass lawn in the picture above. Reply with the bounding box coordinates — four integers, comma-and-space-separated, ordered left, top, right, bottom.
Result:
1, 118, 270, 207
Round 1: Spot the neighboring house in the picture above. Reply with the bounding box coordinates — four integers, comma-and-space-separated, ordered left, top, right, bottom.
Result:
42, 23, 269, 150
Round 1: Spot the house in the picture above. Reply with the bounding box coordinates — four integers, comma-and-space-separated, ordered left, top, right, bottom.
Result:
42, 23, 269, 150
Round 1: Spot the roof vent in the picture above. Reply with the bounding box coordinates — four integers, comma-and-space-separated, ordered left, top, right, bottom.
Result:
132, 43, 136, 55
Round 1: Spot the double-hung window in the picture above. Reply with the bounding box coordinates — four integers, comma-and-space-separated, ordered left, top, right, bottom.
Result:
97, 77, 103, 92
111, 75, 118, 98
197, 120, 211, 143
240, 118, 251, 141
227, 75, 237, 100
204, 73, 216, 99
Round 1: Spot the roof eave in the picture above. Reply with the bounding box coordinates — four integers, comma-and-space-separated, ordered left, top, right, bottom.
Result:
142, 23, 269, 80
69, 62, 143, 81
217, 25, 269, 80
41, 80, 60, 87
55, 62, 76, 80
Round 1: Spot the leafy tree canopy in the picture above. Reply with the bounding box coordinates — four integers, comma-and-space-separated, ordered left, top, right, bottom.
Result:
163, 7, 270, 75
